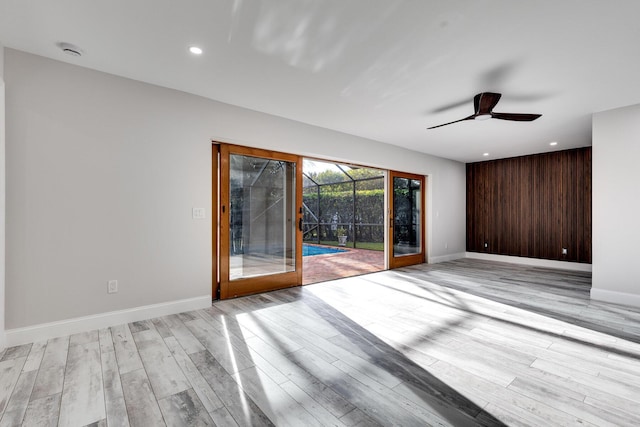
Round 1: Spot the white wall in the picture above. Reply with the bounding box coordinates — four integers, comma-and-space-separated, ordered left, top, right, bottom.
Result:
1, 43, 6, 351
4, 48, 466, 333
592, 103, 640, 307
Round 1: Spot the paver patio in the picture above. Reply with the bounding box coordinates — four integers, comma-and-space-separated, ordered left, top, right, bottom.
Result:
302, 245, 385, 284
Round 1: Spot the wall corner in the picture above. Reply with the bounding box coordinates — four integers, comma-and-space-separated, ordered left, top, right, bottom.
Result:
1, 43, 6, 351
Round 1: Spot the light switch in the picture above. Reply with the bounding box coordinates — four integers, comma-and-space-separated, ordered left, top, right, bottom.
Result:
107, 280, 118, 294
192, 207, 205, 219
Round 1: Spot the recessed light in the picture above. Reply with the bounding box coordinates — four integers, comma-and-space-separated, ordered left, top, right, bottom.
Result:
483, 153, 489, 157
549, 141, 558, 146
189, 46, 203, 55
59, 42, 83, 57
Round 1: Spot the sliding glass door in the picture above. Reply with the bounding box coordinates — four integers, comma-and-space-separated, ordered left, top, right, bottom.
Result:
388, 171, 425, 269
219, 144, 302, 298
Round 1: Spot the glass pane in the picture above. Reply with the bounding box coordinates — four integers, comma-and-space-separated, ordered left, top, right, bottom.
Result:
393, 177, 422, 257
229, 154, 296, 280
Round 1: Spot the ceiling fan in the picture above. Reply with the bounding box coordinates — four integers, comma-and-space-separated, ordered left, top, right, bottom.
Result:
427, 92, 541, 129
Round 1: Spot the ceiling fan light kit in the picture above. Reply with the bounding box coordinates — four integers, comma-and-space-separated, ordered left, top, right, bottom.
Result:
428, 92, 541, 129
474, 114, 492, 121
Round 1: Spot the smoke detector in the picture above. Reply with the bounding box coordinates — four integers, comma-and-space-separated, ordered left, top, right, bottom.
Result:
58, 42, 83, 57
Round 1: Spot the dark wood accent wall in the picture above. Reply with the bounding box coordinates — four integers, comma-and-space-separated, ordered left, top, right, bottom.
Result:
466, 147, 591, 263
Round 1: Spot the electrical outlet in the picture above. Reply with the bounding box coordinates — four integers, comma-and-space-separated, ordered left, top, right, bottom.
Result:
108, 280, 118, 294
562, 248, 568, 255
444, 242, 448, 249
484, 242, 488, 248
192, 207, 205, 219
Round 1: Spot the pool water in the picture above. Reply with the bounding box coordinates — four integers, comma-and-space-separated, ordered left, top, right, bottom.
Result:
303, 244, 347, 257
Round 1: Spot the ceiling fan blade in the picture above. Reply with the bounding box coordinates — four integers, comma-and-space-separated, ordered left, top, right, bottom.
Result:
474, 92, 502, 115
427, 93, 541, 129
491, 112, 541, 122
427, 115, 474, 129
430, 98, 470, 114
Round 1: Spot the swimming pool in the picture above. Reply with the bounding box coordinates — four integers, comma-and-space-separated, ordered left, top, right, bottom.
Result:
303, 244, 347, 257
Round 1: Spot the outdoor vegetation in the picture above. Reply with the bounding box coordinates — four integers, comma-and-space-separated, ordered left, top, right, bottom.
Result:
303, 166, 385, 251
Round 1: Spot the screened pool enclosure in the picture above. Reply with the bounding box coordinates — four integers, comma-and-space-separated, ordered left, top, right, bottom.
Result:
219, 143, 424, 297
302, 159, 385, 251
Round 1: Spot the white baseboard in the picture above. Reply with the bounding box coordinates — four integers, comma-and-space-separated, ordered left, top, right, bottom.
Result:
465, 252, 592, 272
5, 295, 212, 347
429, 252, 466, 264
590, 288, 640, 309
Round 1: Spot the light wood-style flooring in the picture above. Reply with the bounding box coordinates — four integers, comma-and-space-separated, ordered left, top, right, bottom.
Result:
1, 259, 640, 426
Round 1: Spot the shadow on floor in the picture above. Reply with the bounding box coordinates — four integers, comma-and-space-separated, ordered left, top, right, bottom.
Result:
216, 285, 506, 426
397, 259, 640, 349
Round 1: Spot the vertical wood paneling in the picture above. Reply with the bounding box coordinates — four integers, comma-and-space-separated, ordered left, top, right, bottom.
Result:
577, 148, 592, 263
531, 154, 543, 258
549, 152, 564, 259
492, 160, 500, 254
466, 147, 591, 263
500, 157, 519, 255
478, 161, 489, 252
561, 150, 578, 262
519, 156, 534, 258
466, 164, 474, 251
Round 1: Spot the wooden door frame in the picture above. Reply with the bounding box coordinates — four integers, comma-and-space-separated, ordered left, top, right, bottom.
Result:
388, 170, 426, 269
212, 144, 220, 299
218, 143, 303, 299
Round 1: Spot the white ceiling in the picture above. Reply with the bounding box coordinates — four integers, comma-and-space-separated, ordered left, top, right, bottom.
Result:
2, 0, 639, 163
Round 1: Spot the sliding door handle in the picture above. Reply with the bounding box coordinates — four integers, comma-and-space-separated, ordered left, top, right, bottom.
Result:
299, 218, 303, 231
